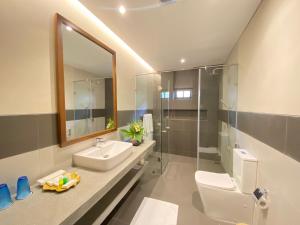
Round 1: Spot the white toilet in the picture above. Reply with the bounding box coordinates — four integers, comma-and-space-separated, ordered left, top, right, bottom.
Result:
195, 148, 257, 225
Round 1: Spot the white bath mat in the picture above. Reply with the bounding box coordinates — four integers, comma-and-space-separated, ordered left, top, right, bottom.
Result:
130, 197, 178, 225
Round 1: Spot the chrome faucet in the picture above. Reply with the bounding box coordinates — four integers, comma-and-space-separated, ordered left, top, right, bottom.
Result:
95, 137, 106, 147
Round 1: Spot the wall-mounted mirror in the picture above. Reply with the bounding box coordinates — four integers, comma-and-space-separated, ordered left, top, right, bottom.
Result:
55, 14, 117, 147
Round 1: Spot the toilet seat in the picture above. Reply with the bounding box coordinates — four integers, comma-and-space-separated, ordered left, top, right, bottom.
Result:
195, 171, 236, 191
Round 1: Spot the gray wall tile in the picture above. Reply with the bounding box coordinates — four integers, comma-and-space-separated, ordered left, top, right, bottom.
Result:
0, 110, 137, 160
238, 112, 287, 153
0, 115, 38, 159
37, 114, 58, 149
285, 116, 300, 161
228, 110, 237, 127
117, 110, 136, 127
1, 110, 300, 163
66, 109, 106, 121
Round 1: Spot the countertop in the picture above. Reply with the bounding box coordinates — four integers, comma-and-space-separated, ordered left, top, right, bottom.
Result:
0, 140, 155, 225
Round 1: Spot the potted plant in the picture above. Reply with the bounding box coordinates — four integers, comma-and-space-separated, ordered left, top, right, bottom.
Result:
106, 118, 115, 129
121, 120, 144, 146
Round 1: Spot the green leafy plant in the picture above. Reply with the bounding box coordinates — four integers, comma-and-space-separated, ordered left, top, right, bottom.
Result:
121, 120, 144, 145
106, 118, 115, 129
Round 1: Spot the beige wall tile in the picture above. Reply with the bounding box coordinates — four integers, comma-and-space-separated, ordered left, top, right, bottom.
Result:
236, 129, 300, 225
0, 150, 40, 193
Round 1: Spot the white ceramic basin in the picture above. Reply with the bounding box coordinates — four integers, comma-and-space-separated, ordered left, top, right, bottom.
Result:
73, 141, 133, 171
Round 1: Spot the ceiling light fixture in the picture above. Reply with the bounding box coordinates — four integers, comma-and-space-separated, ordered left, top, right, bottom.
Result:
65, 26, 73, 31
180, 58, 186, 64
119, 5, 126, 14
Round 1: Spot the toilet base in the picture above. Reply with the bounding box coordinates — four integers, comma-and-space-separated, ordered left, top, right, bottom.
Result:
197, 185, 254, 225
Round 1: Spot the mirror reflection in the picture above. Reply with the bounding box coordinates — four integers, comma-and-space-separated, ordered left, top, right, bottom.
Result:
62, 24, 115, 140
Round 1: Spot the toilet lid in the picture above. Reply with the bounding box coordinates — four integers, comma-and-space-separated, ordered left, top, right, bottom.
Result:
195, 171, 236, 191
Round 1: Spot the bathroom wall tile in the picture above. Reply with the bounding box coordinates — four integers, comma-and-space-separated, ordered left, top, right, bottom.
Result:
0, 110, 133, 160
38, 145, 56, 178
37, 113, 58, 148
66, 109, 107, 121
237, 112, 256, 136
285, 116, 300, 162
237, 129, 300, 225
252, 113, 286, 152
238, 112, 287, 153
66, 110, 75, 121
169, 109, 198, 118
0, 115, 38, 159
92, 109, 106, 118
74, 109, 91, 120
228, 110, 237, 127
0, 150, 40, 192
221, 110, 229, 127
117, 110, 135, 127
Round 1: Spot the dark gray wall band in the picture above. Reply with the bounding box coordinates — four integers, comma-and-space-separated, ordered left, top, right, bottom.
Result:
0, 114, 58, 159
66, 109, 106, 121
218, 110, 237, 127
1, 110, 299, 163
105, 78, 114, 124
117, 110, 136, 127
0, 110, 136, 160
219, 110, 300, 163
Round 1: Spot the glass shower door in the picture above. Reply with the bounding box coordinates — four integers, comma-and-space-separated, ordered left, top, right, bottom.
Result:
197, 65, 238, 175
160, 76, 170, 173
197, 67, 224, 172
73, 80, 92, 138
135, 73, 167, 174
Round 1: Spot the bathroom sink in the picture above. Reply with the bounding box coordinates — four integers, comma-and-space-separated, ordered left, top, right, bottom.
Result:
73, 141, 133, 171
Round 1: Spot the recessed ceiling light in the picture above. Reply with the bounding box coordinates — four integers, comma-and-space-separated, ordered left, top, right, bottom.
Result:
180, 58, 186, 64
65, 26, 73, 31
119, 5, 126, 15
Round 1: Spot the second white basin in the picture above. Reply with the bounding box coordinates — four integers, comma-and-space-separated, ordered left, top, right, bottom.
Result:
73, 141, 133, 171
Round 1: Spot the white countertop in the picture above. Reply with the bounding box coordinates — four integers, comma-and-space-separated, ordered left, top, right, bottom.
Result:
0, 141, 155, 225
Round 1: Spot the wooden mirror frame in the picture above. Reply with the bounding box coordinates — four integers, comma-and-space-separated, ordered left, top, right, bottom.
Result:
55, 14, 117, 147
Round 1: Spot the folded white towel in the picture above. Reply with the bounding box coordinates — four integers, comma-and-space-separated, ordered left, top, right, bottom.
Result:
143, 114, 153, 134
130, 197, 178, 225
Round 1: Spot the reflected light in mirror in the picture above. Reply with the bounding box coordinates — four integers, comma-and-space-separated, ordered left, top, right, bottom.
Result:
65, 25, 73, 31
69, 0, 154, 72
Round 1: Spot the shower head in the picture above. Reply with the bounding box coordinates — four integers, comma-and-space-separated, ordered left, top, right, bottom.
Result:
212, 67, 223, 75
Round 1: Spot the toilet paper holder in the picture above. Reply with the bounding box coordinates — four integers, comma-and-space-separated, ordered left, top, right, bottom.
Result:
253, 187, 270, 210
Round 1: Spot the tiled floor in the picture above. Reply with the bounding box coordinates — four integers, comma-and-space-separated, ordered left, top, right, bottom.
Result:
102, 153, 224, 225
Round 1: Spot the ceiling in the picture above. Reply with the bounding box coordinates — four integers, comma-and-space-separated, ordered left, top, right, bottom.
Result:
80, 0, 261, 71
62, 24, 112, 76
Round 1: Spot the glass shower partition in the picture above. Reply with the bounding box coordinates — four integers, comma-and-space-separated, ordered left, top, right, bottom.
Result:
197, 65, 238, 175
135, 73, 169, 174
73, 79, 92, 138
160, 75, 170, 173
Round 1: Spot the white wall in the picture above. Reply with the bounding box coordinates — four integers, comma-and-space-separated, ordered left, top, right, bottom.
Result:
0, 0, 154, 115
0, 0, 153, 190
225, 0, 300, 224
235, 0, 300, 115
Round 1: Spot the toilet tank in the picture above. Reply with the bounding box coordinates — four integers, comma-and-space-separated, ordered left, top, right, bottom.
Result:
233, 148, 257, 194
